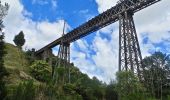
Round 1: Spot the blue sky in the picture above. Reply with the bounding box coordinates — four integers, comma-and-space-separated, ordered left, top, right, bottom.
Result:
21, 0, 98, 27
2, 0, 170, 83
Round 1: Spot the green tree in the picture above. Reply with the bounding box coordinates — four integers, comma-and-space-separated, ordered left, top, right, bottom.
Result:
105, 81, 118, 100
13, 31, 26, 66
0, 30, 8, 100
116, 71, 145, 100
13, 31, 25, 49
0, 1, 9, 99
25, 48, 35, 65
142, 52, 170, 99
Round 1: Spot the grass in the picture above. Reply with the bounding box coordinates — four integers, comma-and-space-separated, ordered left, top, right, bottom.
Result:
4, 43, 28, 70
3, 43, 38, 85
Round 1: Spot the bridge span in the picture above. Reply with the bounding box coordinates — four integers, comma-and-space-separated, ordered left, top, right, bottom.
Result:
36, 0, 160, 55
35, 0, 161, 81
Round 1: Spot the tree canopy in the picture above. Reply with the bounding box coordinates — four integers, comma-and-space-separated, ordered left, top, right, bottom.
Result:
142, 52, 170, 99
13, 31, 25, 49
0, 30, 8, 99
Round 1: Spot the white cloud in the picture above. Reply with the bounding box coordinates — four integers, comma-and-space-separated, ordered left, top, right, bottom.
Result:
78, 9, 95, 21
22, 10, 32, 17
71, 42, 107, 82
51, 0, 57, 9
32, 0, 49, 5
2, 0, 69, 50
92, 32, 119, 82
95, 0, 117, 13
87, 0, 170, 82
75, 39, 89, 52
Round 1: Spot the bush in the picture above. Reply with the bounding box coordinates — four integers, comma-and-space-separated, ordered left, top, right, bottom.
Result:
11, 80, 36, 100
25, 48, 35, 65
167, 95, 170, 100
30, 60, 51, 82
63, 83, 76, 95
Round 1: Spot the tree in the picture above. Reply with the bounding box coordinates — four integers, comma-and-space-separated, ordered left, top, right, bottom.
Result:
142, 52, 170, 99
0, 1, 9, 98
116, 71, 145, 100
25, 48, 35, 65
0, 30, 8, 99
13, 31, 26, 66
105, 81, 118, 100
13, 31, 25, 49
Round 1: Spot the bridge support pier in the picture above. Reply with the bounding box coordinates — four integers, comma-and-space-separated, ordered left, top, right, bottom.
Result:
53, 42, 70, 83
118, 11, 143, 79
42, 48, 53, 65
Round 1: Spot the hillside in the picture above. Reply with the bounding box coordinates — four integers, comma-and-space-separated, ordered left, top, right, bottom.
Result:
3, 43, 107, 100
4, 43, 36, 85
2, 43, 170, 100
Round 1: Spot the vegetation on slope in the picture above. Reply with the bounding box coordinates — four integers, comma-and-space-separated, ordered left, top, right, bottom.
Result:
2, 43, 170, 100
4, 43, 33, 85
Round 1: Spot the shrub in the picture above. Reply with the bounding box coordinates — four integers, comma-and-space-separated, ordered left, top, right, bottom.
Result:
11, 80, 36, 100
30, 60, 51, 82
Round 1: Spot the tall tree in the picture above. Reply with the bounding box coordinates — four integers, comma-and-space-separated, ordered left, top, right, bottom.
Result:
0, 29, 8, 99
142, 52, 170, 99
105, 81, 118, 100
116, 71, 145, 100
13, 31, 25, 49
0, 1, 9, 99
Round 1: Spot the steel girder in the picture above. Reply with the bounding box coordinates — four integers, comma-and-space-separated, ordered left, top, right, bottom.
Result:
36, 0, 160, 55
62, 0, 160, 43
119, 11, 142, 78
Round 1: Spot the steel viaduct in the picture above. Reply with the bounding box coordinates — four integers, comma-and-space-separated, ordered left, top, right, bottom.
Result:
35, 0, 161, 80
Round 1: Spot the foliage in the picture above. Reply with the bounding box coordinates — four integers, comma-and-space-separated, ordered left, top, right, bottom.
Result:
105, 81, 118, 100
72, 73, 104, 100
0, 33, 7, 79
63, 83, 76, 95
168, 95, 170, 100
25, 48, 35, 65
142, 52, 170, 98
0, 32, 8, 99
116, 71, 145, 100
10, 80, 36, 100
30, 60, 51, 82
56, 67, 65, 83
13, 31, 25, 49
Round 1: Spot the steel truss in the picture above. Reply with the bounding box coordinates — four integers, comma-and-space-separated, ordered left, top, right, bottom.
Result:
53, 42, 70, 83
36, 0, 161, 81
119, 11, 142, 79
36, 0, 160, 55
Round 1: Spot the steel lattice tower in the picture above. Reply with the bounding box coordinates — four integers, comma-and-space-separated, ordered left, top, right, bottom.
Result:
53, 22, 71, 84
119, 11, 143, 78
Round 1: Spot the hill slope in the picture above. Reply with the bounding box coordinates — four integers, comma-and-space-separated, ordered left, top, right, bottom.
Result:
4, 43, 34, 85
3, 43, 107, 100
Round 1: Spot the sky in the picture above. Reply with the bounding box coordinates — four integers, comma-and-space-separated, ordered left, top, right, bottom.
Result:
1, 0, 170, 83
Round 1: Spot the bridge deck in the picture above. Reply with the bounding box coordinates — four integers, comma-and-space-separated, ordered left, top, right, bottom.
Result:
36, 0, 160, 55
